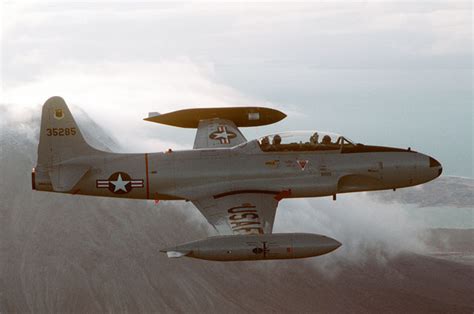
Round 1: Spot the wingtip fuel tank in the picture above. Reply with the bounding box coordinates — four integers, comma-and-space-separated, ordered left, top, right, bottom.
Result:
161, 233, 341, 261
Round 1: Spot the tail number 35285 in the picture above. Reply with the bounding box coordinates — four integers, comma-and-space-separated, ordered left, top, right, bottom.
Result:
46, 127, 77, 136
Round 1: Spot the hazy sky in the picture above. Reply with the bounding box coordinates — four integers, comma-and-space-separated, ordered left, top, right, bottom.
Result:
1, 1, 472, 177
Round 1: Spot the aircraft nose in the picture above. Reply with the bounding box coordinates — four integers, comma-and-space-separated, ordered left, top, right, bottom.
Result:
414, 153, 442, 185
429, 156, 443, 178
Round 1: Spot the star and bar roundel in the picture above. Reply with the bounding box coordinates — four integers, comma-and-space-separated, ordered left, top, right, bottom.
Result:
209, 125, 237, 144
96, 172, 144, 194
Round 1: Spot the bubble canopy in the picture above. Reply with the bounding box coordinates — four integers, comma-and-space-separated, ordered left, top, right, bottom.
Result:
258, 131, 356, 152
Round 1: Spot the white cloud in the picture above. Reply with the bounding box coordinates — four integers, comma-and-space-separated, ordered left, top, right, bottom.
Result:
2, 1, 471, 74
277, 193, 427, 253
274, 193, 429, 274
1, 59, 271, 151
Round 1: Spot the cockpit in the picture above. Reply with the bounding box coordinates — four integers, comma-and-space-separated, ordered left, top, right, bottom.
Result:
258, 131, 356, 152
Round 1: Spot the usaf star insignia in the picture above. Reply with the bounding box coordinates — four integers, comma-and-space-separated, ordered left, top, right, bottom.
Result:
96, 172, 144, 194
209, 125, 237, 144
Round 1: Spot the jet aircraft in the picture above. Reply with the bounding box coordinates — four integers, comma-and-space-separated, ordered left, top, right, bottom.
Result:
32, 97, 442, 261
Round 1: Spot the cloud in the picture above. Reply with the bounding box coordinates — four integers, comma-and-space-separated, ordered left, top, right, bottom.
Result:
275, 193, 428, 270
2, 1, 471, 76
1, 59, 269, 151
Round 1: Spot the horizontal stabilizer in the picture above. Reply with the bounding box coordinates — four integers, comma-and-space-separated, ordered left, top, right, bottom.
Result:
49, 164, 90, 192
144, 107, 286, 128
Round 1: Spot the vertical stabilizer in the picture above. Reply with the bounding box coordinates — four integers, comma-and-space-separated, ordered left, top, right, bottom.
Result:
35, 96, 100, 192
37, 96, 97, 167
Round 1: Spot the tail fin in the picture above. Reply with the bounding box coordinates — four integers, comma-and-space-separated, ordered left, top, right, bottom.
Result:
37, 96, 97, 166
35, 96, 99, 192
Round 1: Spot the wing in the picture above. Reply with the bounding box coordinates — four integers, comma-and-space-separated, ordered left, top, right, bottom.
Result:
193, 118, 246, 149
192, 191, 283, 235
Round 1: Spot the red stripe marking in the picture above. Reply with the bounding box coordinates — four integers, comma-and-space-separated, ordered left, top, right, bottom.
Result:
145, 153, 150, 199
274, 189, 292, 201
31, 168, 36, 190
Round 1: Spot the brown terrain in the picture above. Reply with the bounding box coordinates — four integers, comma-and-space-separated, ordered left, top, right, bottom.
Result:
1, 108, 473, 313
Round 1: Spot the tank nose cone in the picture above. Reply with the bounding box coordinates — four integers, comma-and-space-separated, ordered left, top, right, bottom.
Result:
323, 237, 342, 253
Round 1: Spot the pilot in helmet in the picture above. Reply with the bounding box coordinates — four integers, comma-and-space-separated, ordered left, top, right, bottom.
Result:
322, 135, 332, 145
272, 134, 282, 145
310, 132, 319, 144
261, 136, 270, 149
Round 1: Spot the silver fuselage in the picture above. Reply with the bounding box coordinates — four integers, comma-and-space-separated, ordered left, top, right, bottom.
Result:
34, 139, 442, 201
